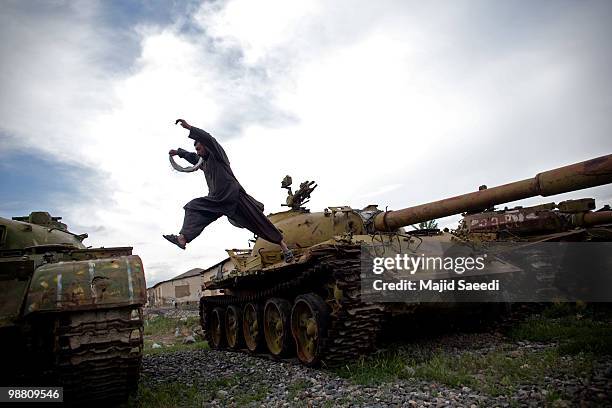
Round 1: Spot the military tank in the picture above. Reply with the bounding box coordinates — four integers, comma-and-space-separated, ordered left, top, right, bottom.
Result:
0, 212, 146, 403
455, 197, 611, 241
199, 154, 612, 366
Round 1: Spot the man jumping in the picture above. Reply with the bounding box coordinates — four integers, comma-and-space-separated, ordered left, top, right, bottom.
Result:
163, 119, 294, 262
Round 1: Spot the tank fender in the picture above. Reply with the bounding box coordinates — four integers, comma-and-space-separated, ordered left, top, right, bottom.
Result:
24, 255, 146, 315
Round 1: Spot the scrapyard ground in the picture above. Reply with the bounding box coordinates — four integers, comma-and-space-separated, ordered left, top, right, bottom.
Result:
122, 305, 612, 407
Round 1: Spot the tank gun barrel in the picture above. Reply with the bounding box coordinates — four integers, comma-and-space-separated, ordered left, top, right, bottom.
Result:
374, 154, 612, 231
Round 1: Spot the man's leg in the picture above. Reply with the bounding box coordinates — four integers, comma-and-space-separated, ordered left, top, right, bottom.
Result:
232, 197, 294, 261
279, 240, 291, 253
177, 209, 221, 247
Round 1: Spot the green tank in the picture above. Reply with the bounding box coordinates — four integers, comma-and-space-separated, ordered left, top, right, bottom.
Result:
199, 154, 612, 366
0, 212, 146, 404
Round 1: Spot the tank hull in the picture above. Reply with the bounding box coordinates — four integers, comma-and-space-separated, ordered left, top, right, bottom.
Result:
202, 221, 612, 366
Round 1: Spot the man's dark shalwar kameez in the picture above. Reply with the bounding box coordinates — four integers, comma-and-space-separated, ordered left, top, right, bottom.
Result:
176, 127, 283, 245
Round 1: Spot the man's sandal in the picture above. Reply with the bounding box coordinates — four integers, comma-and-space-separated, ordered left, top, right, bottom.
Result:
163, 234, 186, 250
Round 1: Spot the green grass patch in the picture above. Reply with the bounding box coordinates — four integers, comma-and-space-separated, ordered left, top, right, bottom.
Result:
510, 315, 612, 355
541, 302, 585, 318
144, 316, 200, 336
125, 375, 248, 407
413, 348, 591, 396
199, 375, 271, 404
123, 381, 204, 408
234, 384, 270, 405
335, 307, 609, 398
201, 376, 240, 400
287, 378, 310, 400
334, 353, 408, 385
335, 345, 593, 398
143, 340, 209, 356
410, 353, 475, 388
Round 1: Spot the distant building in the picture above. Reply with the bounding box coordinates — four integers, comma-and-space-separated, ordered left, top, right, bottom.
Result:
147, 268, 203, 308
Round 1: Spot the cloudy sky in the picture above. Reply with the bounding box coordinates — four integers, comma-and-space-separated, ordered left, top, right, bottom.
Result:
1, 0, 611, 286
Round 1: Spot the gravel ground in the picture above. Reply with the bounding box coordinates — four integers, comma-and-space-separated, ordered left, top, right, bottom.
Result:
140, 334, 612, 407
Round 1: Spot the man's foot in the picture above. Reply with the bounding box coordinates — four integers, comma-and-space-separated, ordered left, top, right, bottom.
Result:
283, 249, 294, 263
163, 234, 186, 250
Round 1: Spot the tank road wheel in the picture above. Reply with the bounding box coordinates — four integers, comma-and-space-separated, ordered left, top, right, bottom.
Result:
291, 293, 330, 366
263, 298, 293, 358
242, 303, 264, 352
210, 307, 226, 349
225, 305, 243, 350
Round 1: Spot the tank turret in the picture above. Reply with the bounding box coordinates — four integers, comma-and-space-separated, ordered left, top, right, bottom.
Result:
251, 154, 612, 258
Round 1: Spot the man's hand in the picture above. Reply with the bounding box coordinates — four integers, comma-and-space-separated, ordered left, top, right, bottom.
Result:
175, 119, 192, 130
169, 149, 179, 156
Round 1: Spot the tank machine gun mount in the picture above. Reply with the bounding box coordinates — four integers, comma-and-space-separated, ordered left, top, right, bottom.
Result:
281, 175, 317, 210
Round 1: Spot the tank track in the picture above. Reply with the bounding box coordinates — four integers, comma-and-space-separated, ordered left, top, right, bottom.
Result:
201, 245, 385, 367
26, 306, 144, 405
59, 307, 143, 404
318, 246, 385, 366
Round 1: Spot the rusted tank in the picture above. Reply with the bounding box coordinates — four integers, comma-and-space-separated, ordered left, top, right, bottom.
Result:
199, 154, 612, 366
0, 212, 146, 404
455, 198, 612, 241
373, 154, 612, 231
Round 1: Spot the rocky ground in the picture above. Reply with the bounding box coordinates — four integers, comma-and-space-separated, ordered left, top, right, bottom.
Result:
134, 307, 612, 408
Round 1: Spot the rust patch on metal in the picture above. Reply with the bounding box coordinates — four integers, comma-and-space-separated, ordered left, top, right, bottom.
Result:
91, 276, 110, 301
583, 155, 609, 173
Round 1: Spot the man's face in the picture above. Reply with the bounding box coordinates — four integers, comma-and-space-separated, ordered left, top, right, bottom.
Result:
195, 142, 206, 157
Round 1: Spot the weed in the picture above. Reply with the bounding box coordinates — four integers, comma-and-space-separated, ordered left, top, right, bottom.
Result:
287, 378, 310, 400
234, 384, 270, 405
335, 344, 592, 398
510, 315, 612, 355
123, 381, 204, 408
334, 353, 407, 385
143, 340, 209, 356
144, 316, 200, 336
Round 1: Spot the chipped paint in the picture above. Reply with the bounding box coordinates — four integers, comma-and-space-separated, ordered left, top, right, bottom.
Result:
56, 272, 62, 305
89, 261, 95, 299
71, 285, 85, 303
23, 255, 146, 315
125, 257, 134, 302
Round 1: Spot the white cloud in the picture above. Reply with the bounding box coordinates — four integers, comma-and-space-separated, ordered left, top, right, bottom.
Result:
1, 0, 612, 285
195, 0, 321, 65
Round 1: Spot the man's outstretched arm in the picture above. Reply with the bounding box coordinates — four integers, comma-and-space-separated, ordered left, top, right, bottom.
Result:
175, 119, 224, 158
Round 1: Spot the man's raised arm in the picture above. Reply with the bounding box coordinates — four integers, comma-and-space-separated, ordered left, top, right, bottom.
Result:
175, 118, 224, 159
